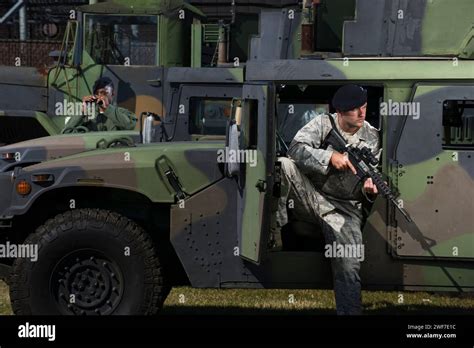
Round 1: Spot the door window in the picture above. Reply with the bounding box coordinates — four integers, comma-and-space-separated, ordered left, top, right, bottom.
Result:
442, 100, 474, 148
189, 98, 232, 135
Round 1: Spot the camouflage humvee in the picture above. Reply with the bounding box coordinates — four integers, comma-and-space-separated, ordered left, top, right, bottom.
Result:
0, 0, 281, 147
0, 0, 276, 170
0, 0, 473, 315
0, 66, 244, 172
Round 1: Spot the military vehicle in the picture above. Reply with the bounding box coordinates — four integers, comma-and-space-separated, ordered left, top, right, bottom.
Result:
0, 0, 281, 171
0, 0, 473, 315
0, 66, 243, 172
0, 0, 202, 174
0, 0, 202, 144
0, 0, 288, 146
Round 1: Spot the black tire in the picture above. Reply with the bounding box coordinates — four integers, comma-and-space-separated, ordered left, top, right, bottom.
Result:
10, 209, 169, 315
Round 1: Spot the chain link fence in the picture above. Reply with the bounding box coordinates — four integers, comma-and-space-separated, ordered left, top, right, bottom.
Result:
0, 39, 62, 69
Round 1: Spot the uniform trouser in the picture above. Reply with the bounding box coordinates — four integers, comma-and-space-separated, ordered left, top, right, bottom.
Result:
276, 157, 363, 315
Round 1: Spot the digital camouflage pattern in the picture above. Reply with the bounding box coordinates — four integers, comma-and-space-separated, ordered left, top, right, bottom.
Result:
277, 113, 380, 226
277, 113, 380, 314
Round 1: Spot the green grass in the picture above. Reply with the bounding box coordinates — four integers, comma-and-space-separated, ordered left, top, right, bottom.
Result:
0, 281, 11, 315
1, 281, 473, 315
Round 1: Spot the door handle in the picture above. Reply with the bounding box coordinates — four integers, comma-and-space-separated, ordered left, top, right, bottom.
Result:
255, 179, 267, 192
147, 78, 161, 87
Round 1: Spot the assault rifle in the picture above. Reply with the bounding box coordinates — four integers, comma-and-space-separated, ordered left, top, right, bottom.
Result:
320, 116, 464, 288
321, 117, 412, 223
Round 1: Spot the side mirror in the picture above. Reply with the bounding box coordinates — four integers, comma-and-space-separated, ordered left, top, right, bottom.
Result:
224, 99, 242, 177
140, 112, 162, 144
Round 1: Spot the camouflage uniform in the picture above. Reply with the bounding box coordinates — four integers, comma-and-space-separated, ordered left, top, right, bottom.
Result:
63, 104, 137, 132
276, 113, 380, 315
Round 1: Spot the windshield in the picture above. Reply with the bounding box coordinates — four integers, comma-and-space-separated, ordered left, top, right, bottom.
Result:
84, 15, 158, 65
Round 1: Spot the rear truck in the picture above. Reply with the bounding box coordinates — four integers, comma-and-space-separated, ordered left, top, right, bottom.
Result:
0, 0, 286, 145
0, 0, 205, 145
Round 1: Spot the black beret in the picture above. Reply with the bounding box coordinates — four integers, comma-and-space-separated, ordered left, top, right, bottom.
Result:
332, 84, 367, 112
93, 77, 114, 94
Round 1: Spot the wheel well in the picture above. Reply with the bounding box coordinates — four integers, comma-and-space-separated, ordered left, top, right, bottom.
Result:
10, 186, 190, 286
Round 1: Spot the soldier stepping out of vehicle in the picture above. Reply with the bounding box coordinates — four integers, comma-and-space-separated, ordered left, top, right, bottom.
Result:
276, 84, 381, 315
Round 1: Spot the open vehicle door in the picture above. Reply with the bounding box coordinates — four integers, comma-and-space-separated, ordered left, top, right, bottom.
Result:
226, 83, 276, 264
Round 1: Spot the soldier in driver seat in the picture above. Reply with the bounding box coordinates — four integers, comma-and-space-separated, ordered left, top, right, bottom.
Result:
62, 77, 137, 133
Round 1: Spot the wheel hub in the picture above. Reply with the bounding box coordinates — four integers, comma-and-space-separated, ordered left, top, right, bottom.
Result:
51, 251, 123, 315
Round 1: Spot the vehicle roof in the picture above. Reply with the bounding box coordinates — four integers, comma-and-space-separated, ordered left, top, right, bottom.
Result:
78, 0, 205, 17
245, 59, 474, 82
